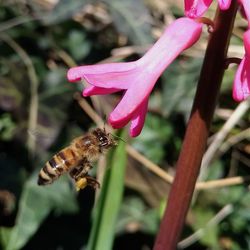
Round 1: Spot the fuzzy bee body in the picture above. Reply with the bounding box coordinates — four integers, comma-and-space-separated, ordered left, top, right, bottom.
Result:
38, 128, 116, 189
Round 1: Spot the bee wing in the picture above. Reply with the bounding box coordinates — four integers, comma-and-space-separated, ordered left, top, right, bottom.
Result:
28, 129, 44, 140
27, 128, 58, 149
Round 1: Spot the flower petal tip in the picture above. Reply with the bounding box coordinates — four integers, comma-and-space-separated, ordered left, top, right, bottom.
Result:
109, 111, 133, 128
233, 90, 250, 102
129, 128, 142, 137
82, 90, 89, 97
232, 92, 243, 102
218, 0, 232, 10
108, 116, 121, 129
184, 0, 213, 18
67, 68, 81, 82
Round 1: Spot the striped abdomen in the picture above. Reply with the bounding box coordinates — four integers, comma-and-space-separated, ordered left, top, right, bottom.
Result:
38, 147, 81, 185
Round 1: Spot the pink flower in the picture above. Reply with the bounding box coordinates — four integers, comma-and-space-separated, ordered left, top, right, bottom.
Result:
233, 30, 250, 102
67, 18, 202, 137
232, 0, 250, 101
184, 0, 232, 18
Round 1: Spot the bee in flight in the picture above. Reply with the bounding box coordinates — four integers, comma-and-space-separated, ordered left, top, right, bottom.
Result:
38, 128, 116, 191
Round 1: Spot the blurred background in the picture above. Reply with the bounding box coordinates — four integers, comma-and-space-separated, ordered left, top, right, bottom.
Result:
0, 0, 249, 249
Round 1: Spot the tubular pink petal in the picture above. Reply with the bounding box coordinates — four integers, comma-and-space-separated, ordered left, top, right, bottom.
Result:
108, 74, 156, 126
83, 69, 137, 89
67, 61, 138, 88
244, 30, 250, 55
233, 30, 250, 101
82, 86, 120, 96
108, 101, 133, 129
139, 17, 203, 73
233, 56, 250, 102
129, 98, 149, 137
184, 0, 213, 18
217, 0, 232, 10
108, 116, 131, 129
239, 0, 250, 26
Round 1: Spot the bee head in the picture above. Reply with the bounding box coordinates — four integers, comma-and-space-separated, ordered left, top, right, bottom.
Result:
93, 128, 117, 151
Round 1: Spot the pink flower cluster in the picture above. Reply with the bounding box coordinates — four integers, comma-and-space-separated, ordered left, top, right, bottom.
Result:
67, 0, 250, 137
185, 0, 250, 102
184, 0, 232, 18
233, 0, 250, 101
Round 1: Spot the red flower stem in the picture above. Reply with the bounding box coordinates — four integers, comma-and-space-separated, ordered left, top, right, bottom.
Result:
153, 2, 238, 250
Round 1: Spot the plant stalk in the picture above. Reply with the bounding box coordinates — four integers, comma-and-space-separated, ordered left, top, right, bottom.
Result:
153, 1, 238, 249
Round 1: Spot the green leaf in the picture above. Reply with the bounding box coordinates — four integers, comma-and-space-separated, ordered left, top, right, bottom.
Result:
87, 130, 127, 250
4, 174, 78, 250
205, 160, 224, 181
192, 208, 219, 247
132, 113, 173, 164
117, 197, 159, 235
216, 186, 245, 206
104, 0, 153, 45
0, 113, 16, 140
66, 30, 91, 61
0, 227, 12, 249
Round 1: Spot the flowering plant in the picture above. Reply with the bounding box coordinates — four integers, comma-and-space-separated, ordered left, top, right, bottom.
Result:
67, 1, 250, 249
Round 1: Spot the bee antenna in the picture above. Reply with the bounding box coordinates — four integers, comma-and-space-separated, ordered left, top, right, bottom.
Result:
110, 133, 126, 143
103, 115, 107, 132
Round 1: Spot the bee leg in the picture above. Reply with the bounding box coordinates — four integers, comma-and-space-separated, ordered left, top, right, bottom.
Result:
75, 175, 100, 191
69, 165, 84, 180
73, 160, 93, 180
79, 160, 92, 175
85, 175, 100, 189
69, 161, 98, 191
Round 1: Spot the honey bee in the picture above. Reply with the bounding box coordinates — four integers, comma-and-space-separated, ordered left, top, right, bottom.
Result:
38, 128, 116, 190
